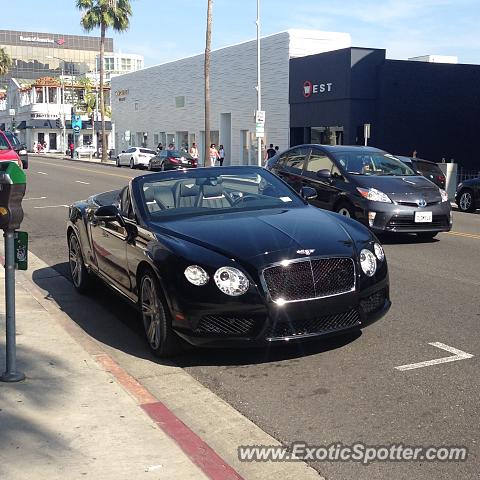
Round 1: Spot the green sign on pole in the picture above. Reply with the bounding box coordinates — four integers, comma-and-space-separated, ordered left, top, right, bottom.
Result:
14, 231, 28, 270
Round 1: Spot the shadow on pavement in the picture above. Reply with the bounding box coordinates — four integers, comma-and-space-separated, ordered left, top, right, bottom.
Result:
32, 262, 362, 367
377, 233, 440, 245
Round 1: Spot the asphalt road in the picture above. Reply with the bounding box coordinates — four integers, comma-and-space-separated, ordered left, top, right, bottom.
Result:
22, 155, 480, 480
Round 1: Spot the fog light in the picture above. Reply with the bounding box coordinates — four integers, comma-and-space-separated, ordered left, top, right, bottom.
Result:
368, 211, 377, 227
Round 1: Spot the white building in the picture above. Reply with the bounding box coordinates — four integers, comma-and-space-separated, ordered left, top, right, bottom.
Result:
95, 52, 144, 81
0, 76, 114, 153
111, 30, 351, 165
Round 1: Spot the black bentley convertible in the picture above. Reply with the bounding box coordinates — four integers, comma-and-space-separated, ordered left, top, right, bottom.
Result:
67, 166, 391, 357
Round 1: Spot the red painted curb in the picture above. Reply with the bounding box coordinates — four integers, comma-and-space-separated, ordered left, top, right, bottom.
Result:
96, 353, 243, 480
142, 402, 244, 480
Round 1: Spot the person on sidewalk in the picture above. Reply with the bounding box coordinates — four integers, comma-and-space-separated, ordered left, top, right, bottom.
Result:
209, 144, 219, 167
189, 143, 199, 163
69, 142, 74, 158
264, 143, 276, 162
218, 145, 225, 166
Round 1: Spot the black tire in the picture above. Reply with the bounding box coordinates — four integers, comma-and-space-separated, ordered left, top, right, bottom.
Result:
457, 189, 476, 213
139, 270, 181, 357
68, 232, 92, 293
417, 232, 438, 240
335, 201, 355, 219
130, 158, 135, 169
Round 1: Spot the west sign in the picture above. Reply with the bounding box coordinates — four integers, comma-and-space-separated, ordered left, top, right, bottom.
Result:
303, 81, 333, 98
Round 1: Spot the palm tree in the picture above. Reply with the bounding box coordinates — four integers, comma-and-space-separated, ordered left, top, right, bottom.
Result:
76, 0, 132, 162
0, 48, 12, 77
204, 0, 213, 166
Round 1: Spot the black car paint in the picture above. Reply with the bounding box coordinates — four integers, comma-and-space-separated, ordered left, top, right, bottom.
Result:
267, 145, 451, 234
67, 166, 390, 348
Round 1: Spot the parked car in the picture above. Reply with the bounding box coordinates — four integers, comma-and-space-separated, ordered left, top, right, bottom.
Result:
0, 130, 23, 169
395, 156, 446, 189
148, 150, 198, 171
455, 177, 480, 213
266, 145, 452, 239
2, 131, 28, 169
76, 145, 97, 157
67, 166, 390, 357
116, 147, 157, 169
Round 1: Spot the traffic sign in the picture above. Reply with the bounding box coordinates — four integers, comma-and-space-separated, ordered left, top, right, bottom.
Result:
73, 125, 80, 133
255, 110, 265, 124
72, 115, 82, 131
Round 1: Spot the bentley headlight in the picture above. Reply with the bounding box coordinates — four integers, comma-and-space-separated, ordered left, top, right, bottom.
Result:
360, 249, 377, 277
214, 267, 249, 296
439, 188, 449, 202
184, 265, 209, 286
373, 243, 385, 262
357, 187, 392, 203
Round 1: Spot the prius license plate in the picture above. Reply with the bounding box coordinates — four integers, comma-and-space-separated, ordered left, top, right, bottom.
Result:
415, 211, 432, 223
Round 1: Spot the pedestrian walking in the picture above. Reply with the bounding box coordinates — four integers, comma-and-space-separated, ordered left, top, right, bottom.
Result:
69, 142, 74, 158
157, 142, 163, 152
189, 142, 199, 161
167, 143, 175, 151
218, 145, 225, 166
275, 146, 280, 154
33, 141, 38, 154
209, 144, 220, 167
264, 143, 276, 161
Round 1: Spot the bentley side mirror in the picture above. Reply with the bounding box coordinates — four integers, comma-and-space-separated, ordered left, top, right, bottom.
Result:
300, 186, 318, 201
316, 169, 332, 179
94, 204, 120, 222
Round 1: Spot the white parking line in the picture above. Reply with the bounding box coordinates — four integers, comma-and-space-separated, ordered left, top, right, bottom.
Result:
75, 181, 90, 185
37, 171, 48, 175
33, 205, 69, 209
23, 196, 47, 201
395, 342, 474, 371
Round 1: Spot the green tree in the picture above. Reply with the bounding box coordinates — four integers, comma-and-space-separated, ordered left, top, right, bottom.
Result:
0, 48, 12, 77
76, 0, 132, 162
204, 0, 213, 165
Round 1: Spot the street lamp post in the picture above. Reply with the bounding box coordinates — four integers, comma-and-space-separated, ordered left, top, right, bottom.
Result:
256, 0, 262, 167
47, 55, 67, 153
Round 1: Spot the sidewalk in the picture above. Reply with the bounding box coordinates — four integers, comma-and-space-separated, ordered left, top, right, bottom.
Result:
0, 266, 211, 480
37, 152, 116, 167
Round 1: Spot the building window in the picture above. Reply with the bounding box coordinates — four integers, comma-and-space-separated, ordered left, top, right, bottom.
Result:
134, 101, 139, 111
48, 87, 57, 104
35, 87, 44, 103
121, 58, 132, 70
104, 57, 114, 71
175, 96, 185, 108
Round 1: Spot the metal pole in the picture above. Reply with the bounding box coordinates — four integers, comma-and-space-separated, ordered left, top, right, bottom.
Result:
61, 66, 66, 154
256, 0, 262, 167
1, 231, 25, 382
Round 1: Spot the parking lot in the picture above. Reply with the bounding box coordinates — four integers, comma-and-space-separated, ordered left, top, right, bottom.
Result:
21, 156, 480, 479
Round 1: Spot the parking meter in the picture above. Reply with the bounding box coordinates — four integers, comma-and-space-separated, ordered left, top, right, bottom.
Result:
0, 161, 26, 383
0, 161, 26, 231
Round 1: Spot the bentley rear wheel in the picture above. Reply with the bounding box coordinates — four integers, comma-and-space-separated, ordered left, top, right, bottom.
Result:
140, 271, 180, 357
68, 233, 92, 293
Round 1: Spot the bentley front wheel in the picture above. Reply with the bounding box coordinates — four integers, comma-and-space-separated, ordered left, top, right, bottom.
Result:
140, 271, 180, 357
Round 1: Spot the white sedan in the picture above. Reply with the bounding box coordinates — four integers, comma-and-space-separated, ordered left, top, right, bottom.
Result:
116, 147, 157, 169
76, 145, 97, 157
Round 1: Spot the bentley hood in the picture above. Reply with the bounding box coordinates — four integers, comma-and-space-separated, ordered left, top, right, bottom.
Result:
152, 207, 360, 267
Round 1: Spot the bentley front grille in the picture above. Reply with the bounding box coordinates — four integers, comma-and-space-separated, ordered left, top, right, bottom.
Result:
262, 257, 355, 303
266, 308, 361, 340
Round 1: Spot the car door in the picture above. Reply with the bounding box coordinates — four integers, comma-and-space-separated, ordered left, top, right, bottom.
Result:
273, 147, 310, 192
301, 148, 339, 210
89, 187, 131, 293
120, 148, 133, 165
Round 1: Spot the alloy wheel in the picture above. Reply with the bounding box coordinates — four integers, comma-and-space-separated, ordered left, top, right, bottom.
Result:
141, 276, 162, 350
459, 192, 472, 211
69, 235, 82, 287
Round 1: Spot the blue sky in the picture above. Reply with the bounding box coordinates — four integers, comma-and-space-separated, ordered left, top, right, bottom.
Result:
2, 0, 480, 66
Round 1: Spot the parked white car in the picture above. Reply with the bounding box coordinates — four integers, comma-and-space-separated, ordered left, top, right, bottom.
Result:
76, 145, 97, 157
116, 147, 157, 168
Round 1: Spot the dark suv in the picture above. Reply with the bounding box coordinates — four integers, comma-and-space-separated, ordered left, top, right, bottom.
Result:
266, 145, 452, 239
396, 156, 446, 189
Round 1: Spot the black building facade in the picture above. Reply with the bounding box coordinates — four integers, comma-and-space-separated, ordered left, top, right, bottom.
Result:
290, 47, 480, 169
